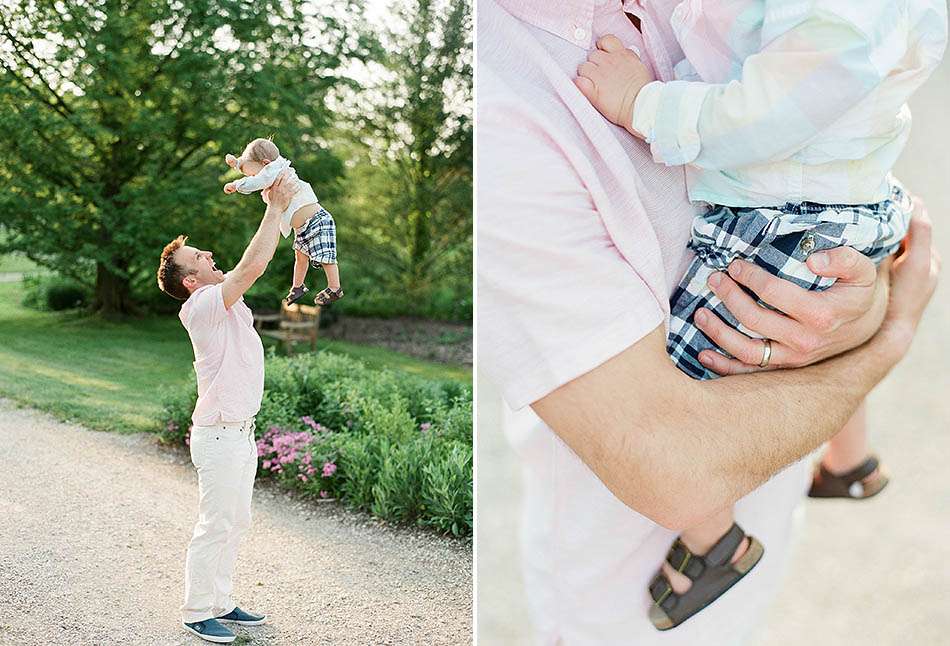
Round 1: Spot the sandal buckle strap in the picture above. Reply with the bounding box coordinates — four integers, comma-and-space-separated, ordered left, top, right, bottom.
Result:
837, 455, 880, 483
665, 541, 691, 572
664, 541, 706, 580
649, 575, 676, 611
705, 523, 745, 567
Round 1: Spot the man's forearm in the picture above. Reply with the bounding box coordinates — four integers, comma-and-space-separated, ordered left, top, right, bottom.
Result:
533, 325, 901, 529
675, 328, 897, 519
235, 204, 283, 277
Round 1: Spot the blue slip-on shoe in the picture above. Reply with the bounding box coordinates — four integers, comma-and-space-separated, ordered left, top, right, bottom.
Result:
216, 606, 267, 626
182, 618, 236, 643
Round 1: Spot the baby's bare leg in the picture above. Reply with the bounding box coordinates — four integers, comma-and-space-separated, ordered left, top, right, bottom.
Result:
822, 401, 879, 475
660, 507, 748, 594
293, 249, 309, 288
323, 262, 341, 291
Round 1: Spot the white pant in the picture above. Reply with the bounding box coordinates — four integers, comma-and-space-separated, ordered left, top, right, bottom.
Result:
181, 418, 258, 623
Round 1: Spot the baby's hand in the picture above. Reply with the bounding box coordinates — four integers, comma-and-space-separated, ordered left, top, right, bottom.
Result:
225, 153, 238, 169
223, 182, 237, 194
575, 35, 654, 137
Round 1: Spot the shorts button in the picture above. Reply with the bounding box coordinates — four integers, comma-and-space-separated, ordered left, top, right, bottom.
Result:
799, 233, 816, 253
574, 27, 588, 42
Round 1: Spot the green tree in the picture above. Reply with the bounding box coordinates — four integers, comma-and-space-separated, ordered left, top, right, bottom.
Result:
0, 0, 372, 315
342, 0, 472, 306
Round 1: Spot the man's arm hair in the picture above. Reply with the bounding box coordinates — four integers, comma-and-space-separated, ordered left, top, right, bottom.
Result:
532, 325, 895, 530
532, 211, 938, 531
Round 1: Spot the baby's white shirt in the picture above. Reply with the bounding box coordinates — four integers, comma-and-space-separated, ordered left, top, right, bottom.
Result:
232, 156, 319, 238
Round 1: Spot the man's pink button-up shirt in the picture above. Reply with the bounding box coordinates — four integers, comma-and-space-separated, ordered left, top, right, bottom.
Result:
179, 283, 265, 427
478, 1, 810, 643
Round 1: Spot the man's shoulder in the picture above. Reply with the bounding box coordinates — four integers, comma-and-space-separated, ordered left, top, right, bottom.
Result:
180, 283, 227, 328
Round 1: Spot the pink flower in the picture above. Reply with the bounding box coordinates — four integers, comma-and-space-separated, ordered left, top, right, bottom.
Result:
298, 474, 308, 482
322, 462, 337, 477
263, 460, 271, 469
301, 415, 323, 432
420, 422, 432, 432
320, 490, 329, 499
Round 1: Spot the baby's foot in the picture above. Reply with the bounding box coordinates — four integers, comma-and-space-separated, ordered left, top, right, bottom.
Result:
284, 285, 309, 305
809, 455, 888, 499
314, 287, 344, 306
659, 534, 751, 595
649, 524, 763, 630
574, 34, 654, 135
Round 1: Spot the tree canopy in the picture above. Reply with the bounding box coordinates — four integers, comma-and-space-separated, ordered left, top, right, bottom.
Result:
0, 0, 472, 321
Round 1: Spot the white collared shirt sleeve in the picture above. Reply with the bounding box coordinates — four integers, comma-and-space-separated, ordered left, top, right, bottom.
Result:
233, 156, 292, 194
632, 2, 903, 170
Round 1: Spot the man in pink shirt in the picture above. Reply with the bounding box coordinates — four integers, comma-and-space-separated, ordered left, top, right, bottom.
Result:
478, 1, 940, 643
156, 172, 297, 644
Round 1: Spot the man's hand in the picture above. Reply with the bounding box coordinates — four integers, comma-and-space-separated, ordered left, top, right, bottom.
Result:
261, 169, 297, 212
223, 182, 237, 194
874, 199, 941, 362
530, 206, 937, 526
225, 153, 238, 169
694, 199, 938, 374
575, 35, 653, 136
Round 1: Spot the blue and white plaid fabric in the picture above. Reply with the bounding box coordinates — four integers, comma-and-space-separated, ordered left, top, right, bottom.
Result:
293, 207, 338, 268
668, 179, 912, 380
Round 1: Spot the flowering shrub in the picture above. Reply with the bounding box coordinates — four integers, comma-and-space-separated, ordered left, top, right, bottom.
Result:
158, 351, 472, 536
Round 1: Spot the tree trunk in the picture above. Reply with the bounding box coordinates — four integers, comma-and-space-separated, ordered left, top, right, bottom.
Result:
93, 261, 134, 317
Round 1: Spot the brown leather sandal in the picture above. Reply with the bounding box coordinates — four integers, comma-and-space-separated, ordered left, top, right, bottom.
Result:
284, 285, 309, 305
648, 523, 764, 631
808, 455, 888, 499
314, 287, 344, 306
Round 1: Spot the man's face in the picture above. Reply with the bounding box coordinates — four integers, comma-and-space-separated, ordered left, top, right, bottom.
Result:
174, 244, 224, 293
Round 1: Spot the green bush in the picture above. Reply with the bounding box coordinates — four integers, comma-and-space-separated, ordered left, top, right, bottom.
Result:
158, 351, 472, 536
421, 441, 473, 536
21, 273, 91, 311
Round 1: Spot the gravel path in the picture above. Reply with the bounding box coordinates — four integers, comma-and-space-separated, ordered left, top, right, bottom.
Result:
0, 401, 472, 645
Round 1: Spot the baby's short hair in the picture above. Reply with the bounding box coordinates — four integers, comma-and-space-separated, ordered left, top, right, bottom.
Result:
243, 137, 280, 162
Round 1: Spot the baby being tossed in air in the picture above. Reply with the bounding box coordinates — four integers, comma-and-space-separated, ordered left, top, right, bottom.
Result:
575, 0, 947, 632
224, 137, 344, 306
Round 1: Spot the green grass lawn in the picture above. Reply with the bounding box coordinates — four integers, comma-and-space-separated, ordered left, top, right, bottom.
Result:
0, 280, 470, 433
0, 252, 39, 273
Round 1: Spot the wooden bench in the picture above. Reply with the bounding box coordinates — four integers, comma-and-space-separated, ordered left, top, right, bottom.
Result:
253, 302, 321, 354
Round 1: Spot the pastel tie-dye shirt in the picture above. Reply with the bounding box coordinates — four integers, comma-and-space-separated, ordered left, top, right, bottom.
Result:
632, 0, 948, 207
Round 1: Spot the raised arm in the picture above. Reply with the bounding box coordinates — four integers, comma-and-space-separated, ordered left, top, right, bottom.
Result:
631, 5, 885, 168
578, 2, 946, 169
232, 157, 291, 194
221, 170, 298, 309
532, 216, 938, 529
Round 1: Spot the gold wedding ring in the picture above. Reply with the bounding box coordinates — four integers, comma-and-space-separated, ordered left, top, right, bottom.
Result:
759, 338, 772, 368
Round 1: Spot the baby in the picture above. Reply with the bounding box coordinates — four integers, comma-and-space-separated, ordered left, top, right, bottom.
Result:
224, 138, 344, 306
575, 0, 947, 631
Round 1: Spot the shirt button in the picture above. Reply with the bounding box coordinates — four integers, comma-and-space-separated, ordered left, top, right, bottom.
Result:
574, 27, 588, 42
799, 233, 816, 253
